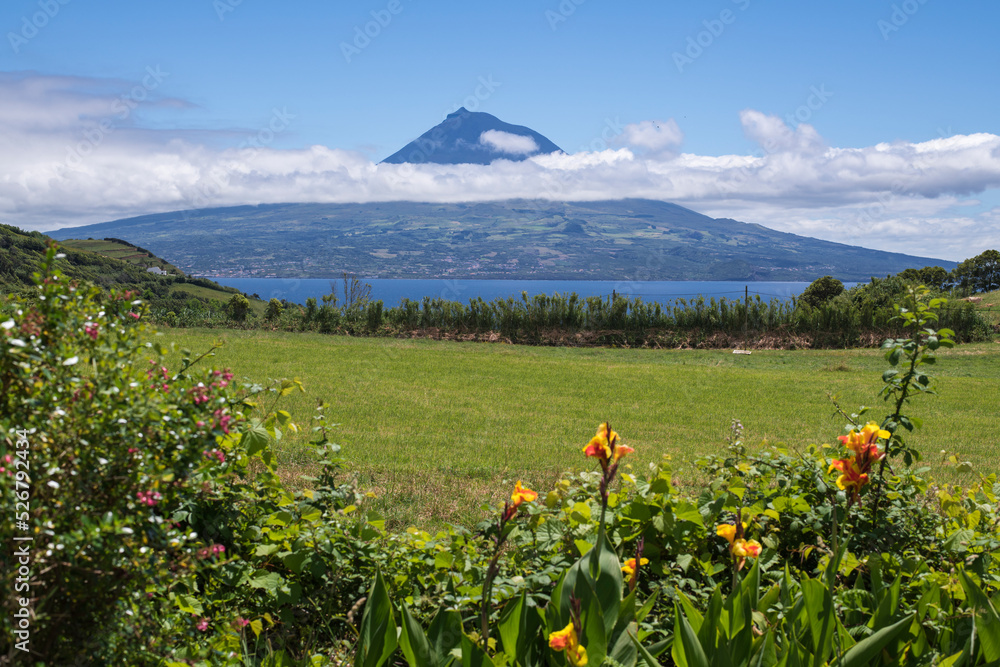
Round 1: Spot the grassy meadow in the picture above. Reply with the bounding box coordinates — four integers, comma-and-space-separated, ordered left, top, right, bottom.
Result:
160, 328, 1000, 528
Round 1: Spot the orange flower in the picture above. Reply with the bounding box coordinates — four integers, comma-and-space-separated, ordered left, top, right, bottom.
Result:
549, 622, 587, 667
582, 423, 629, 470
828, 457, 869, 492
730, 539, 762, 559
838, 422, 889, 464
502, 481, 537, 522
613, 443, 635, 462
621, 557, 649, 589
511, 481, 537, 508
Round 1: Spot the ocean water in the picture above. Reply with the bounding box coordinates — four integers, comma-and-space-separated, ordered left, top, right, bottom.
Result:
210, 278, 843, 307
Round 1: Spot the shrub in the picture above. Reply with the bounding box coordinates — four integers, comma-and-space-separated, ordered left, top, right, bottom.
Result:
265, 297, 284, 321
226, 293, 251, 321
799, 275, 845, 308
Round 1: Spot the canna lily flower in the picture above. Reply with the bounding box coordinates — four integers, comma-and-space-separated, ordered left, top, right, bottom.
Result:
511, 480, 538, 507
715, 522, 747, 545
549, 622, 588, 667
839, 422, 889, 463
730, 539, 762, 559
613, 443, 635, 462
502, 481, 537, 522
583, 422, 629, 470
829, 457, 869, 492
621, 557, 650, 589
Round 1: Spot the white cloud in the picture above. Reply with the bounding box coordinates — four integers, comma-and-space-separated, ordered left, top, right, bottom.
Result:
613, 119, 684, 156
479, 130, 539, 155
3, 71, 1000, 261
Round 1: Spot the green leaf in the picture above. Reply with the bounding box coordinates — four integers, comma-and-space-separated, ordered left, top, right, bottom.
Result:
355, 568, 398, 667
248, 570, 285, 594
631, 629, 662, 667
174, 593, 203, 615
255, 543, 281, 557
399, 605, 434, 667
590, 532, 624, 636
800, 579, 836, 665
242, 422, 272, 457
674, 500, 705, 526
582, 589, 609, 667
868, 575, 901, 631
637, 589, 659, 624
609, 622, 639, 667
834, 614, 914, 667
460, 633, 495, 667
281, 550, 308, 574
750, 631, 777, 667
959, 569, 1000, 662
426, 608, 463, 665
497, 594, 523, 664
673, 602, 710, 667
434, 551, 455, 570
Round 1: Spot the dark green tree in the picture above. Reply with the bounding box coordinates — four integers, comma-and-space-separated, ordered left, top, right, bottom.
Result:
953, 249, 1000, 293
798, 275, 845, 308
897, 266, 951, 291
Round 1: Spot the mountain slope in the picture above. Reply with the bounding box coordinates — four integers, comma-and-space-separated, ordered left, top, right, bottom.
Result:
0, 224, 257, 312
381, 107, 563, 164
47, 200, 955, 282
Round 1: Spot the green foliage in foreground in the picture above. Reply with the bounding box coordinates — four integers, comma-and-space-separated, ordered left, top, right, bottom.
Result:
3, 250, 1000, 665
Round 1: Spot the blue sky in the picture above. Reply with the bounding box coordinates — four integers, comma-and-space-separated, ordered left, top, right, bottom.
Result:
2, 0, 1000, 260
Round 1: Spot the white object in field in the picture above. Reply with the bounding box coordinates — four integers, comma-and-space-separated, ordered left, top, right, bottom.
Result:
732, 349, 752, 355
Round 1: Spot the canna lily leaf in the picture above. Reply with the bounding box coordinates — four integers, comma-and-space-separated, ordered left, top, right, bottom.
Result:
833, 613, 914, 667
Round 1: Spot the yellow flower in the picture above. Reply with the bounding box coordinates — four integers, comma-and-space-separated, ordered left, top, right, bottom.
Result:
511, 481, 538, 507
716, 522, 747, 545
502, 481, 538, 522
548, 623, 575, 651
548, 622, 588, 667
828, 457, 869, 492
621, 557, 649, 577
838, 422, 889, 463
621, 557, 650, 589
583, 428, 613, 462
730, 539, 762, 559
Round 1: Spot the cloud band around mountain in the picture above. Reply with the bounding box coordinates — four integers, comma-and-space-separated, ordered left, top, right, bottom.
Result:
2, 72, 999, 261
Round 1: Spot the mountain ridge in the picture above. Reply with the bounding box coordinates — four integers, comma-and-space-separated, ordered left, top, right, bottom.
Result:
48, 199, 955, 282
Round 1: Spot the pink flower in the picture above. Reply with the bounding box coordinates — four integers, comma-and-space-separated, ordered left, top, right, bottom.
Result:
128, 447, 138, 454
84, 323, 99, 340
136, 490, 162, 507
234, 617, 250, 629
196, 421, 205, 428
128, 312, 140, 320
196, 618, 209, 632
3, 455, 11, 464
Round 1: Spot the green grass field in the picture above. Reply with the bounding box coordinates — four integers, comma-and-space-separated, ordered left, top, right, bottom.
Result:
158, 328, 1000, 527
